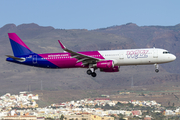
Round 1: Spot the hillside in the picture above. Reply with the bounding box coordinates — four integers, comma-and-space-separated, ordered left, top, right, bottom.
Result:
0, 23, 180, 98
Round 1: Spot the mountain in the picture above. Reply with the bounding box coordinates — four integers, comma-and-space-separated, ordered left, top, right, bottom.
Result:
0, 23, 180, 96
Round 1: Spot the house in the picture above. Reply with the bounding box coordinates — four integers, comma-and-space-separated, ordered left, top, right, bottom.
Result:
144, 115, 152, 120
2, 115, 37, 120
91, 115, 114, 120
64, 114, 91, 120
132, 110, 142, 116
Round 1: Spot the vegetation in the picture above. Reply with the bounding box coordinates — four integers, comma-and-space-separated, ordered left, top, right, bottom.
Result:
60, 115, 64, 120
92, 102, 172, 120
118, 114, 125, 120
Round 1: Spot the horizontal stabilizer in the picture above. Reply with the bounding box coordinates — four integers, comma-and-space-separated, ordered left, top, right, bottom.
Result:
6, 55, 25, 60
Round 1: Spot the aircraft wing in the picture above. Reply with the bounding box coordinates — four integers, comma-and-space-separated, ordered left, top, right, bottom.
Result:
58, 40, 102, 65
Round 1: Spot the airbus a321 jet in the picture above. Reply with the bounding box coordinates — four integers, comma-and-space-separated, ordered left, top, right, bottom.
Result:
6, 33, 176, 77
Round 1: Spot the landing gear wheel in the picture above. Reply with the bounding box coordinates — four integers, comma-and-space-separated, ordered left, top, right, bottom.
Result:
87, 69, 92, 75
155, 69, 159, 73
91, 72, 97, 77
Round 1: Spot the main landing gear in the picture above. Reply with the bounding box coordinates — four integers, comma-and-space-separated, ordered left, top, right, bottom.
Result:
87, 69, 97, 77
154, 63, 159, 73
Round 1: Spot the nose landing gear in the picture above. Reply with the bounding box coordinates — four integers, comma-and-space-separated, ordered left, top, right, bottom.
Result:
154, 64, 159, 73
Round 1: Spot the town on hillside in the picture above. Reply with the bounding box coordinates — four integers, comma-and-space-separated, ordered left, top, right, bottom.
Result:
0, 92, 180, 120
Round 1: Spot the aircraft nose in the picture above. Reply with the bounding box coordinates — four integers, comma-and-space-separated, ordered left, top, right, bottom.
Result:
171, 54, 176, 61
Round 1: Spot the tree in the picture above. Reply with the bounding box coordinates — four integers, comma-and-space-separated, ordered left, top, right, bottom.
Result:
116, 102, 123, 106
102, 104, 112, 110
60, 115, 64, 120
126, 103, 134, 108
119, 118, 126, 120
140, 92, 145, 96
168, 101, 170, 106
118, 113, 125, 120
46, 117, 55, 120
79, 105, 84, 108
94, 104, 99, 108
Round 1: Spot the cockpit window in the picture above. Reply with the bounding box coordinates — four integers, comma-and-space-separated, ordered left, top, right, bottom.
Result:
163, 51, 170, 54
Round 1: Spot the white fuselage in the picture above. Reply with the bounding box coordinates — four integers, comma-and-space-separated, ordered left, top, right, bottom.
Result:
99, 48, 176, 66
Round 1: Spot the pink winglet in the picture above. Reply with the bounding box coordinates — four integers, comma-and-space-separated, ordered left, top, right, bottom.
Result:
58, 40, 66, 50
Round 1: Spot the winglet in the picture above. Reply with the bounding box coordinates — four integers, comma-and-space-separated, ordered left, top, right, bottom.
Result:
58, 40, 66, 50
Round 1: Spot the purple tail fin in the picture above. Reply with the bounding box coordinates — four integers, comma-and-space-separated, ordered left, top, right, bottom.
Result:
8, 33, 34, 56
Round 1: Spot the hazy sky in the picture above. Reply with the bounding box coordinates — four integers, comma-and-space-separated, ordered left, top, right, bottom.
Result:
0, 0, 180, 30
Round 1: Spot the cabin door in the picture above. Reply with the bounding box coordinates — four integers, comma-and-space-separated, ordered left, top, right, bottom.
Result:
33, 55, 37, 64
153, 49, 158, 58
119, 52, 124, 60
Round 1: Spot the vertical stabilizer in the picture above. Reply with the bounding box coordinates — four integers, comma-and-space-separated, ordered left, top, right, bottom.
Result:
8, 33, 34, 56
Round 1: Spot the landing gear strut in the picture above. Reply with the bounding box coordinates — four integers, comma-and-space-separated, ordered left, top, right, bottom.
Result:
154, 64, 159, 73
87, 68, 97, 77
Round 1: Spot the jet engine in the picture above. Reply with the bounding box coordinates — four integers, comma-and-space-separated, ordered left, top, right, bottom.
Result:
96, 60, 114, 69
100, 66, 119, 72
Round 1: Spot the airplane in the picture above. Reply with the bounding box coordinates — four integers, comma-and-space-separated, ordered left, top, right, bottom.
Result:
6, 33, 176, 77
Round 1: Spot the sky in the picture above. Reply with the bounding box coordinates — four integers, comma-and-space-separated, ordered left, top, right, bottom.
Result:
0, 0, 180, 30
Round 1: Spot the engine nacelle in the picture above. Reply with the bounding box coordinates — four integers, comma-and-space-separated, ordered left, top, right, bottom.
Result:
100, 66, 119, 72
96, 60, 114, 69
